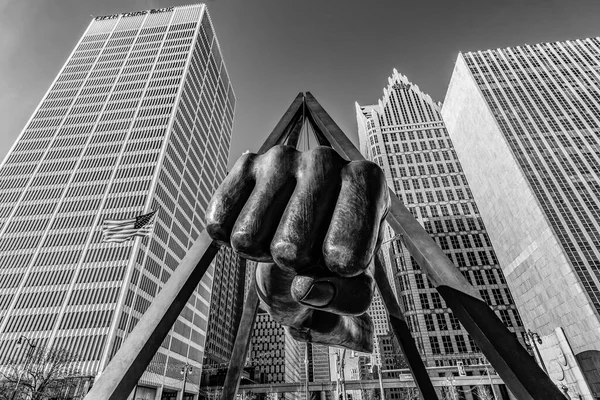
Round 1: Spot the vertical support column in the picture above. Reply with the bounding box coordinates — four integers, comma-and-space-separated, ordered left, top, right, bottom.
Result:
221, 276, 260, 400
154, 385, 163, 400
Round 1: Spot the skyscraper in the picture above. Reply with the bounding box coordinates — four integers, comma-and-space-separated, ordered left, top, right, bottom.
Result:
202, 248, 246, 367
0, 4, 234, 399
356, 69, 525, 394
442, 38, 600, 396
199, 249, 247, 399
249, 310, 303, 399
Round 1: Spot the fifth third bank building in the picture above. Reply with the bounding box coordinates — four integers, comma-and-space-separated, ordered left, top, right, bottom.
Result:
0, 4, 235, 399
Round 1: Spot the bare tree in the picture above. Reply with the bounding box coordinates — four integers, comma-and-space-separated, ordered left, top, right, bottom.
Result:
400, 388, 420, 400
0, 345, 83, 400
475, 385, 495, 400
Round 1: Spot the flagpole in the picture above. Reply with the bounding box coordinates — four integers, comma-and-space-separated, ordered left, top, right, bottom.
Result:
123, 235, 144, 339
98, 211, 158, 373
123, 211, 158, 342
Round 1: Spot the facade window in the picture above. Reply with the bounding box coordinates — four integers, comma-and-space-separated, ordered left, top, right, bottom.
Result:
442, 335, 454, 354
430, 337, 441, 354
480, 290, 492, 305
455, 335, 468, 352
424, 314, 435, 331
436, 314, 448, 330
431, 292, 444, 309
419, 293, 430, 309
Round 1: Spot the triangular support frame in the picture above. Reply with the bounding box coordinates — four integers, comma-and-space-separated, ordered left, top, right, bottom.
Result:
84, 93, 567, 400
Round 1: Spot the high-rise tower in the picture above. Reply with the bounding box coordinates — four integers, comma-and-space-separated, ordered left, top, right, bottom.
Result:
356, 69, 525, 396
248, 310, 303, 399
0, 5, 234, 399
443, 38, 600, 397
202, 248, 246, 373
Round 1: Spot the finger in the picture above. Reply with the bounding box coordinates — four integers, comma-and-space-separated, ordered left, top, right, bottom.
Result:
255, 262, 311, 327
206, 153, 257, 245
230, 145, 298, 261
271, 146, 346, 271
286, 311, 374, 353
323, 161, 389, 277
290, 262, 375, 315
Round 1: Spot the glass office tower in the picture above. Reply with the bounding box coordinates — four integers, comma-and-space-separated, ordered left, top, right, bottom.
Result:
356, 69, 525, 397
443, 38, 600, 397
202, 247, 246, 368
249, 310, 303, 400
0, 4, 234, 398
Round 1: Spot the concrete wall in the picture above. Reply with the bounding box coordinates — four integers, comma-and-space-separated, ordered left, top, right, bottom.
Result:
441, 54, 600, 358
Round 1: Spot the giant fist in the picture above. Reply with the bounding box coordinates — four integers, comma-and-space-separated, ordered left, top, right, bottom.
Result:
206, 145, 389, 352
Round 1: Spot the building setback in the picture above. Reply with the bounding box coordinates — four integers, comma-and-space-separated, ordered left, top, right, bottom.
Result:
0, 4, 234, 399
356, 69, 525, 399
443, 38, 600, 397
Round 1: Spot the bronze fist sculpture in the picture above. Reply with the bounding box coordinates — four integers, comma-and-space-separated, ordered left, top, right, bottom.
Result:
206, 145, 389, 352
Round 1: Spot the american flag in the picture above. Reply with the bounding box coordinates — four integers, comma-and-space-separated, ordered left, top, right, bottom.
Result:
102, 210, 157, 243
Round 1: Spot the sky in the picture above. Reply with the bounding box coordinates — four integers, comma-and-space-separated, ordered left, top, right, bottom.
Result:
1, 0, 600, 168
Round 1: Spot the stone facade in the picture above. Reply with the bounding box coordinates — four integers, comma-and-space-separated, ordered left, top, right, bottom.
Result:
442, 44, 600, 397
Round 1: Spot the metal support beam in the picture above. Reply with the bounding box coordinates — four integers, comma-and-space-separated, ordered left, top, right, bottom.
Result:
222, 276, 260, 399
374, 252, 438, 400
286, 101, 306, 148
84, 231, 220, 400
304, 91, 566, 399
258, 92, 304, 153
86, 92, 566, 400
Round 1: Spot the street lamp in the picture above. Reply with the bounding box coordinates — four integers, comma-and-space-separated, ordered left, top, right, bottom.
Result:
524, 329, 548, 374
12, 336, 36, 400
334, 349, 347, 400
180, 364, 193, 400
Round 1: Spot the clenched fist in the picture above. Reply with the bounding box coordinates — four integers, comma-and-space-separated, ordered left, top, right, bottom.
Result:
206, 145, 389, 352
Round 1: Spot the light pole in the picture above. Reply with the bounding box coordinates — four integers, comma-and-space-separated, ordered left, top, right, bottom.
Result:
334, 349, 347, 400
304, 344, 309, 400
11, 336, 36, 400
524, 329, 548, 374
180, 364, 193, 400
375, 353, 385, 400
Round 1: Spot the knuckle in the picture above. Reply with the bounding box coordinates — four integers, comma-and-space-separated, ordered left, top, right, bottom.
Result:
271, 240, 304, 270
206, 153, 257, 243
298, 146, 346, 177
230, 231, 254, 256
344, 160, 390, 211
255, 145, 299, 175
346, 159, 386, 181
304, 146, 342, 162
323, 244, 363, 277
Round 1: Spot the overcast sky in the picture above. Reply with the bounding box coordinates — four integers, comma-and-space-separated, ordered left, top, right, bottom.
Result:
1, 0, 600, 168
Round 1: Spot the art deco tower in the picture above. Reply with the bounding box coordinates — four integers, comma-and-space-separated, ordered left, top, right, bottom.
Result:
356, 70, 525, 396
0, 4, 234, 398
443, 38, 600, 396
